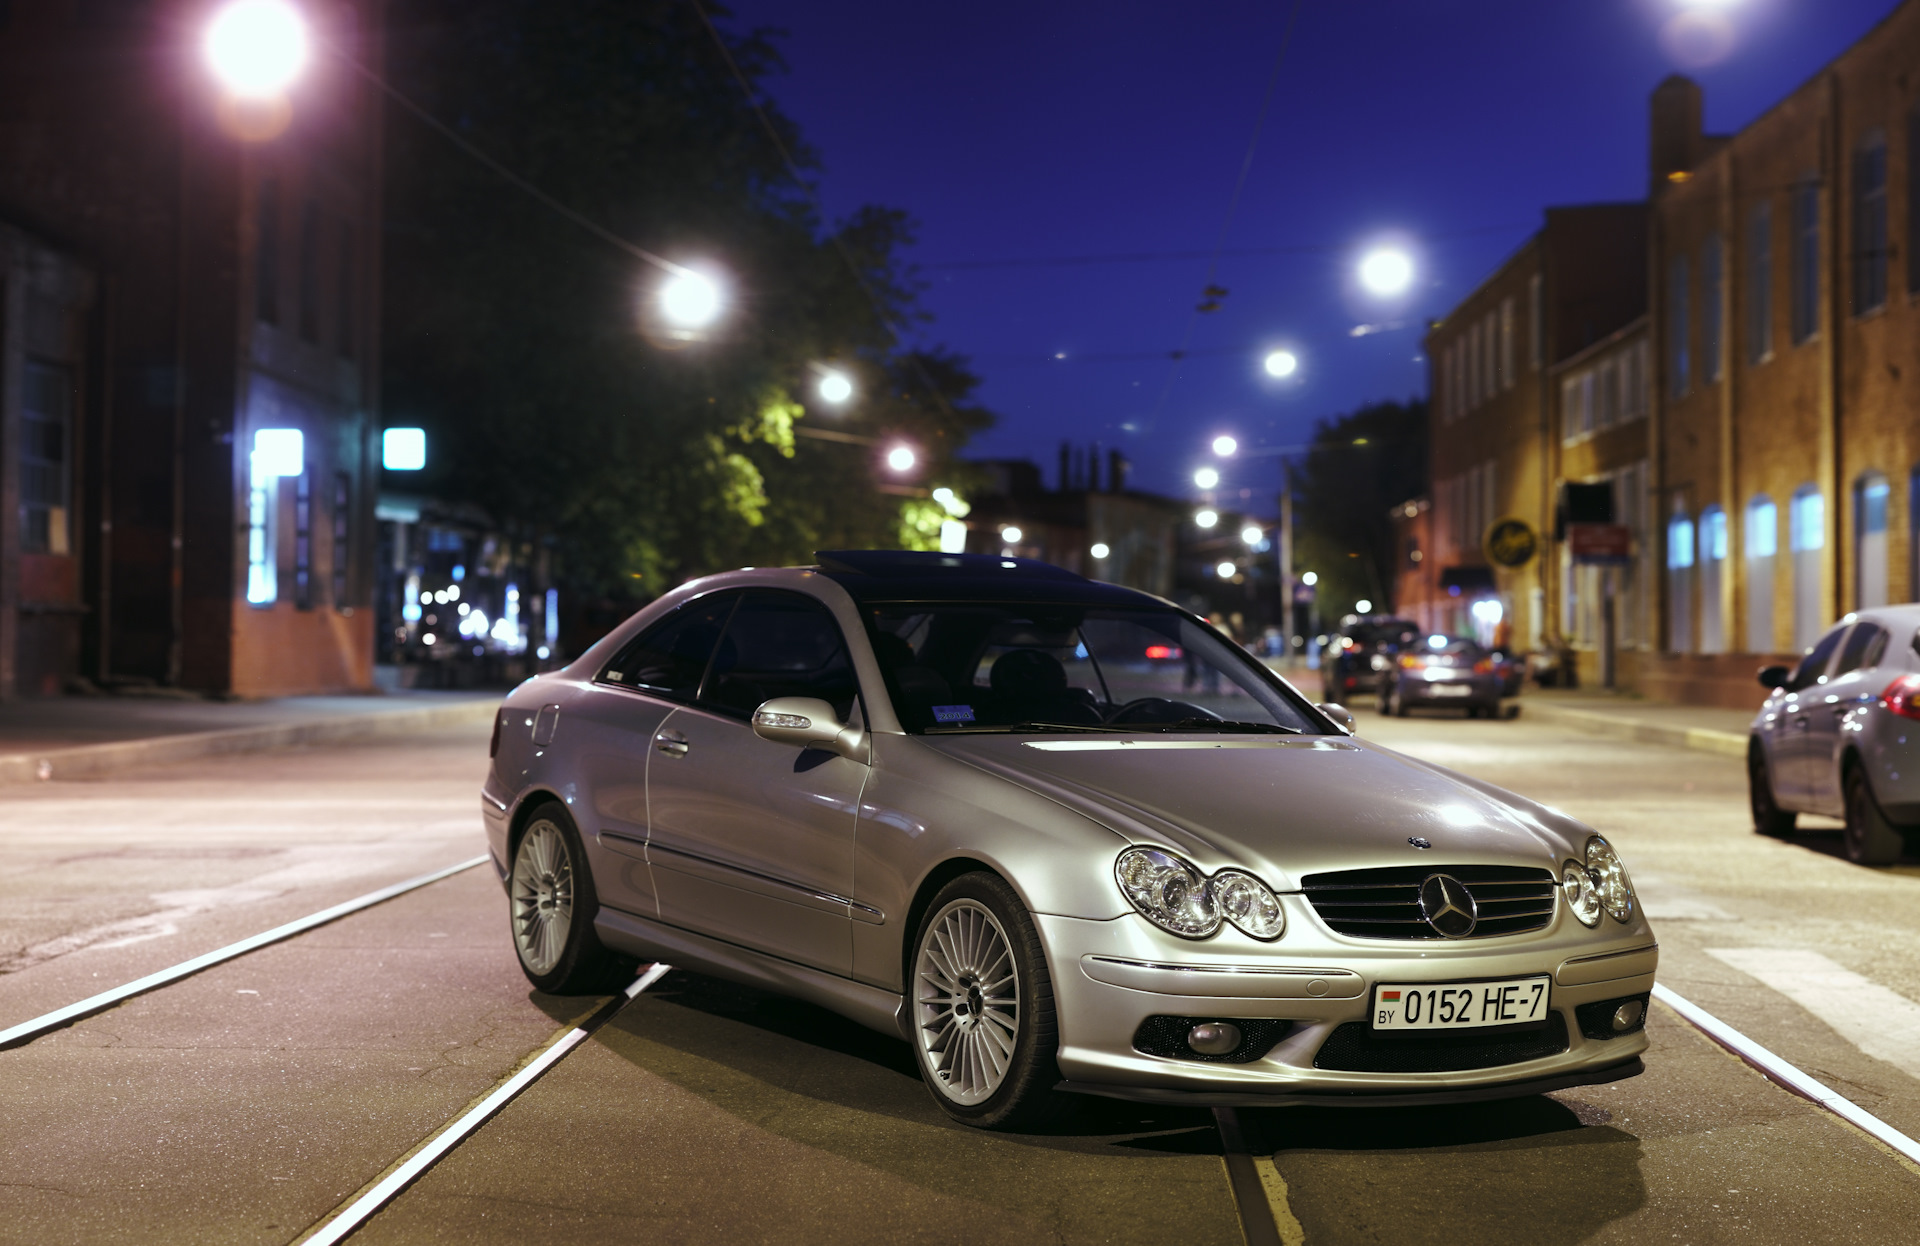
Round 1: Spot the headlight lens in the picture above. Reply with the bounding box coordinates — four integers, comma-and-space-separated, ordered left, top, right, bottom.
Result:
1115, 848, 1221, 938
1212, 870, 1285, 940
1561, 861, 1603, 927
1584, 835, 1635, 921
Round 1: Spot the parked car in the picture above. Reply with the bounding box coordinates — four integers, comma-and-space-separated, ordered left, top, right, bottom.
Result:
1378, 634, 1507, 718
1748, 605, 1920, 864
486, 551, 1655, 1129
1321, 615, 1420, 705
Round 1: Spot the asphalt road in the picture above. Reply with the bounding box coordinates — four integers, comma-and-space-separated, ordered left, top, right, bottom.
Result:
1, 708, 1917, 1244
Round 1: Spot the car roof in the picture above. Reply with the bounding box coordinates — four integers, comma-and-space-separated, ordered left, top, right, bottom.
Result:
813, 549, 1165, 607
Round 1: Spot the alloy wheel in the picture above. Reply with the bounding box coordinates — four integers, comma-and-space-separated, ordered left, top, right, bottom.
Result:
511, 819, 574, 976
914, 899, 1021, 1105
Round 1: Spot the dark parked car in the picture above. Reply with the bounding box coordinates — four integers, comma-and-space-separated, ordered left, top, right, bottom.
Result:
1320, 616, 1419, 705
1378, 634, 1506, 718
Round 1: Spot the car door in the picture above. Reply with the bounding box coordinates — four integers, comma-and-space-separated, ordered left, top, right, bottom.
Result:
569, 591, 740, 918
646, 589, 868, 976
1805, 621, 1889, 815
1776, 623, 1849, 808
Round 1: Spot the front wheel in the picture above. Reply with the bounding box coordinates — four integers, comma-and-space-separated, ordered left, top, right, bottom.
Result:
909, 873, 1060, 1130
509, 801, 622, 993
1844, 768, 1905, 866
1748, 745, 1795, 838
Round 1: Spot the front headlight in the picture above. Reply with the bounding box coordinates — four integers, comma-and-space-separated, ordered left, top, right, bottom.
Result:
1212, 870, 1285, 940
1561, 861, 1603, 927
1115, 848, 1220, 938
1583, 835, 1635, 921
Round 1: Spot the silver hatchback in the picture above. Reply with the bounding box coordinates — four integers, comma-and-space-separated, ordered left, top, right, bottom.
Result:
1748, 604, 1920, 863
483, 551, 1656, 1129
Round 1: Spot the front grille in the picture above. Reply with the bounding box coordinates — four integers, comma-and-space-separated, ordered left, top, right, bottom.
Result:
1301, 864, 1557, 939
1313, 1013, 1570, 1072
1131, 1016, 1294, 1064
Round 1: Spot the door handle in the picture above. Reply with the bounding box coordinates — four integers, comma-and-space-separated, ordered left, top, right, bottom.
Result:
654, 730, 689, 757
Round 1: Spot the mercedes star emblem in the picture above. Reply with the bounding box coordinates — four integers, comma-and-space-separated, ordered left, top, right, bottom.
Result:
1418, 873, 1478, 938
1408, 836, 1432, 850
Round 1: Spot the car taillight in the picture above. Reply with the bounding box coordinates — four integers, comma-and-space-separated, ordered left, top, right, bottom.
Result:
1344, 675, 1358, 688
1144, 644, 1176, 660
1399, 654, 1423, 669
1882, 674, 1920, 720
1473, 659, 1495, 674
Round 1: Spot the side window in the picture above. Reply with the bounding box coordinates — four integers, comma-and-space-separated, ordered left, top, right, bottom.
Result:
1832, 622, 1888, 678
1788, 624, 1849, 692
600, 593, 739, 699
701, 591, 857, 720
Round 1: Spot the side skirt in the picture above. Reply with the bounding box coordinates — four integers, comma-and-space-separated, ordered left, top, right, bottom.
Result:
594, 906, 910, 1042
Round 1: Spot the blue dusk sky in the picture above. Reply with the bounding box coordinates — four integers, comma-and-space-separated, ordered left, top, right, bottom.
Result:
721, 0, 1904, 514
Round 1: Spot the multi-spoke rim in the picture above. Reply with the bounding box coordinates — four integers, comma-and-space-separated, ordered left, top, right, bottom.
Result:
914, 899, 1020, 1105
511, 820, 574, 976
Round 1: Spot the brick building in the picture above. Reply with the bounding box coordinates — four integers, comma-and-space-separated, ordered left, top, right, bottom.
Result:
0, 0, 383, 698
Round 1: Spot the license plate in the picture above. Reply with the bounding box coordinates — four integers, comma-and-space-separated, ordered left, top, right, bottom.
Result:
1427, 683, 1471, 697
1373, 977, 1551, 1031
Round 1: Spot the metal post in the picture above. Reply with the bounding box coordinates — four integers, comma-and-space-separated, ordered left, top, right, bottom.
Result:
1278, 459, 1295, 657
1600, 566, 1617, 689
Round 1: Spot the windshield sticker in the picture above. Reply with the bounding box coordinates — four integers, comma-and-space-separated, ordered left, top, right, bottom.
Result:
932, 705, 976, 723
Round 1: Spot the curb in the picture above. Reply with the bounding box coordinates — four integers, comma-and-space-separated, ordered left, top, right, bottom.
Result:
0, 698, 501, 785
1518, 699, 1749, 758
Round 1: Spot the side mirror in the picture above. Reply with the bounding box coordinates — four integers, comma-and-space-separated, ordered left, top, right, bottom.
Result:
752, 696, 866, 760
1316, 702, 1356, 734
1757, 665, 1790, 691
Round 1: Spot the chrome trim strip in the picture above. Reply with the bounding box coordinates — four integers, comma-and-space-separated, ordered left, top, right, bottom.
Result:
1562, 943, 1659, 966
481, 792, 508, 812
1085, 956, 1353, 978
648, 841, 883, 920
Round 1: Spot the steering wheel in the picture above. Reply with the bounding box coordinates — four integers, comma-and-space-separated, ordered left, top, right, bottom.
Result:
1104, 698, 1224, 725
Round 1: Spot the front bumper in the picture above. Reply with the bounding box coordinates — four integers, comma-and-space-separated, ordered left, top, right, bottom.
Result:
1037, 902, 1656, 1103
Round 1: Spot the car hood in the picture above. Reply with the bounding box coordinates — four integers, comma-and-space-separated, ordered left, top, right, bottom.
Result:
923, 733, 1578, 891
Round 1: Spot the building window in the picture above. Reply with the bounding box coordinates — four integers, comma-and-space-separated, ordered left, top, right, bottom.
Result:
298, 200, 321, 341
1790, 179, 1820, 344
1528, 273, 1543, 370
1852, 135, 1889, 316
256, 177, 281, 326
22, 361, 72, 554
1561, 373, 1587, 441
333, 472, 351, 608
1484, 312, 1498, 397
1667, 508, 1695, 654
1625, 339, 1648, 420
1789, 486, 1824, 650
1596, 358, 1618, 430
1747, 200, 1773, 364
294, 470, 313, 609
248, 466, 277, 606
1746, 496, 1777, 653
1499, 297, 1515, 390
1668, 254, 1690, 398
337, 224, 356, 359
1856, 473, 1890, 610
1700, 507, 1727, 653
1701, 234, 1723, 382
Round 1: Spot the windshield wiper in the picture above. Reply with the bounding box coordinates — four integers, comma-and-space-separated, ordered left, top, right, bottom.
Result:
1161, 718, 1302, 735
926, 720, 1130, 734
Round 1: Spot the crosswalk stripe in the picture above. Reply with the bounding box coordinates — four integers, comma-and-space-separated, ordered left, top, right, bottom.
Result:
1706, 947, 1920, 1083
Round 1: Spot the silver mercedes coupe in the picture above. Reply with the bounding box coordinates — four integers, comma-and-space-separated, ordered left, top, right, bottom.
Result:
482, 551, 1656, 1129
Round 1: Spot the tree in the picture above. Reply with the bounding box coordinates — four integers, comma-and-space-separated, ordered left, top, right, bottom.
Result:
1288, 399, 1428, 618
381, 0, 990, 603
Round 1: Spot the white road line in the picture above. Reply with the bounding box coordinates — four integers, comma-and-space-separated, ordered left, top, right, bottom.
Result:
0, 855, 489, 1050
1706, 947, 1920, 1083
301, 962, 673, 1246
1653, 983, 1920, 1165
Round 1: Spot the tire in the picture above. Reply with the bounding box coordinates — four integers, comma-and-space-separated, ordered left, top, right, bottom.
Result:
509, 801, 622, 994
909, 872, 1061, 1130
1844, 767, 1905, 866
1747, 745, 1795, 838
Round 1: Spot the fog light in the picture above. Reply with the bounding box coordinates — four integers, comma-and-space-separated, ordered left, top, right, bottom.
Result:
1187, 1022, 1242, 1056
1611, 1000, 1644, 1033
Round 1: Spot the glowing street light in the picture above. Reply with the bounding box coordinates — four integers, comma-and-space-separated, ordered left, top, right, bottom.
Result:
1215, 561, 1237, 578
1090, 542, 1110, 559
1355, 598, 1375, 614
1240, 525, 1263, 546
1001, 525, 1024, 544
1211, 435, 1238, 457
885, 444, 918, 473
1262, 349, 1298, 378
1195, 509, 1219, 529
1193, 466, 1220, 490
816, 370, 854, 405
1358, 248, 1414, 297
658, 269, 723, 329
205, 0, 309, 99
1301, 571, 1318, 586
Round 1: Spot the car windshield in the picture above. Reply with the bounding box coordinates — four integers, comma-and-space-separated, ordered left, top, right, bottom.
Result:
1342, 619, 1420, 650
864, 602, 1324, 734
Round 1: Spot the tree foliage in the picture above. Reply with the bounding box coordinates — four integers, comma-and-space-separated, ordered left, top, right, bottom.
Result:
1288, 399, 1428, 618
382, 0, 991, 602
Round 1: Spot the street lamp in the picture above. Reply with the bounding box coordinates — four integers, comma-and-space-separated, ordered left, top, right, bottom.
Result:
1301, 571, 1318, 586
885, 444, 917, 473
1240, 525, 1263, 546
1195, 509, 1218, 529
204, 0, 309, 99
1355, 598, 1374, 614
1211, 435, 1238, 457
1262, 349, 1298, 378
658, 269, 724, 329
1358, 248, 1414, 297
1001, 525, 1023, 544
1215, 561, 1237, 579
1193, 466, 1220, 490
816, 369, 854, 405
1090, 542, 1109, 559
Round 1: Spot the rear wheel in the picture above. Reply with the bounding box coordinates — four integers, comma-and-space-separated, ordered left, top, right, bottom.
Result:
1747, 745, 1795, 838
909, 872, 1060, 1130
509, 801, 622, 994
1844, 767, 1905, 866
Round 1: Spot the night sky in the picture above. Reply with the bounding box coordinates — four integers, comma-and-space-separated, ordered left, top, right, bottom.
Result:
722, 0, 1902, 514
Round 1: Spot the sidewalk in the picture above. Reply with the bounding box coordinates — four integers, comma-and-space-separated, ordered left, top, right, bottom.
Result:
0, 690, 502, 784
1517, 688, 1755, 758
